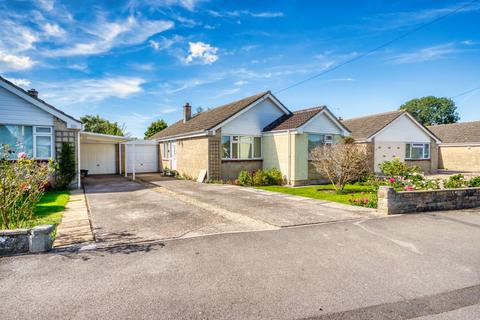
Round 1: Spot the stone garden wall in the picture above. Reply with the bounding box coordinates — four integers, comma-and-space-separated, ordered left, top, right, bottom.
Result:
0, 225, 54, 255
378, 186, 480, 215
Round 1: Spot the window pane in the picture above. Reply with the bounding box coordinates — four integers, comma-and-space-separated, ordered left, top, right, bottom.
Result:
239, 142, 252, 159
308, 134, 323, 153
232, 143, 238, 159
411, 146, 423, 159
221, 136, 231, 158
423, 144, 430, 159
253, 137, 261, 158
35, 127, 52, 133
36, 136, 52, 158
0, 125, 33, 159
405, 143, 411, 158
324, 135, 333, 144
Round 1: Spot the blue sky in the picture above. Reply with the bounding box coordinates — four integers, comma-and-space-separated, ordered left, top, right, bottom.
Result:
1, 0, 479, 137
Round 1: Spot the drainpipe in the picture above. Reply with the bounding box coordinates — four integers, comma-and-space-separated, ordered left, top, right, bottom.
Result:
287, 129, 291, 185
132, 143, 136, 181
118, 142, 122, 175
77, 131, 81, 189
124, 143, 128, 177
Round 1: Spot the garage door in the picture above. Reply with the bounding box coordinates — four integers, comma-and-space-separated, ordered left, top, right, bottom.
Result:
81, 143, 117, 175
126, 144, 158, 173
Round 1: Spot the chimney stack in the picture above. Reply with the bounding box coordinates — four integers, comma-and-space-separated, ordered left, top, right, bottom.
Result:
183, 102, 192, 123
27, 89, 38, 98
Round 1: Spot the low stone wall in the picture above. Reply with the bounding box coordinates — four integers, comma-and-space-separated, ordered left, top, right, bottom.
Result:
0, 225, 55, 255
378, 186, 480, 215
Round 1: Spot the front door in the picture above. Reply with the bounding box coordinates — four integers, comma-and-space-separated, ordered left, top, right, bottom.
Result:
170, 142, 177, 170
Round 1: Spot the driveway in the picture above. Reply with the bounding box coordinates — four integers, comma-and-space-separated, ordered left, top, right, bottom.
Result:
84, 175, 378, 244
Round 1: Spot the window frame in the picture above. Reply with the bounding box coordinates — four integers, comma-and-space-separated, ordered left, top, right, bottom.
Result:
163, 142, 171, 160
221, 135, 262, 160
33, 126, 54, 160
405, 142, 430, 160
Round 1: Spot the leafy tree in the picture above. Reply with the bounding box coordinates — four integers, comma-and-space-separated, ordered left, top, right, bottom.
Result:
144, 119, 168, 139
56, 142, 76, 190
399, 96, 459, 126
80, 115, 126, 136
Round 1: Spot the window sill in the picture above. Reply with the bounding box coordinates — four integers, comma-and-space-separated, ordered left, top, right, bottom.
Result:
221, 159, 263, 162
405, 158, 431, 161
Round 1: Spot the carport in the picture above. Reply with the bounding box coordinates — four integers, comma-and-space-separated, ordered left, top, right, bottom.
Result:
80, 132, 130, 175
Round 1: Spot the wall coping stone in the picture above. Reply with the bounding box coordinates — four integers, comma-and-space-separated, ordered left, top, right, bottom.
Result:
0, 229, 29, 236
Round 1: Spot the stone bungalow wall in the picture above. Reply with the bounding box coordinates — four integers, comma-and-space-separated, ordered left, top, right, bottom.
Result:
378, 186, 480, 215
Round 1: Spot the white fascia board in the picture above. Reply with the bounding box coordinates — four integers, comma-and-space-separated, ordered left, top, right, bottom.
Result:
154, 130, 208, 142
0, 80, 82, 129
262, 130, 299, 136
367, 113, 442, 143
210, 93, 290, 132
439, 143, 480, 147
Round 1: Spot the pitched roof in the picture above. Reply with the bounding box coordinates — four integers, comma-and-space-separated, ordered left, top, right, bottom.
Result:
0, 75, 81, 124
428, 121, 480, 144
151, 91, 272, 139
341, 110, 405, 140
263, 106, 325, 131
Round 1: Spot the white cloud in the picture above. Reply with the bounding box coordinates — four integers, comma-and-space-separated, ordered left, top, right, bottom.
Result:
127, 0, 205, 12
67, 63, 88, 71
0, 52, 36, 71
41, 77, 145, 104
47, 16, 174, 57
36, 0, 54, 11
185, 41, 218, 64
4, 77, 31, 87
42, 22, 65, 37
0, 21, 38, 52
387, 43, 468, 64
209, 10, 284, 18
149, 35, 183, 51
234, 80, 248, 86
159, 107, 178, 114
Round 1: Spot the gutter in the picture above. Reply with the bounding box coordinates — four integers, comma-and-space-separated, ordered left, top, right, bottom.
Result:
154, 130, 210, 142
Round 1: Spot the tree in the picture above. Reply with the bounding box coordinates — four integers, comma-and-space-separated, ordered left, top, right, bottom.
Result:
399, 96, 459, 126
80, 115, 126, 136
310, 139, 370, 192
144, 119, 168, 139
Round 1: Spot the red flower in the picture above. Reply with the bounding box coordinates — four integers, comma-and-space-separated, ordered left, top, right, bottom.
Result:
389, 177, 395, 183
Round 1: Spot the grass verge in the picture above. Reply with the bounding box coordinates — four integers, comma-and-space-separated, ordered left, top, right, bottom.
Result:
256, 184, 376, 206
32, 191, 70, 227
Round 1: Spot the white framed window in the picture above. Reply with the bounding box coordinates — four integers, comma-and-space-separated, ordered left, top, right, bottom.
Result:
324, 135, 333, 145
221, 135, 262, 160
33, 126, 53, 159
308, 134, 335, 159
405, 143, 430, 160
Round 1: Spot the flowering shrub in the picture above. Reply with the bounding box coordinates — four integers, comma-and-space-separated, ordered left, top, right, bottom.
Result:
0, 153, 54, 229
469, 176, 480, 187
348, 192, 377, 208
379, 158, 419, 177
444, 174, 468, 189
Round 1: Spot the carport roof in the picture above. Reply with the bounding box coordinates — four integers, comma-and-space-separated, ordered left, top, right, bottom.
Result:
80, 131, 131, 143
428, 121, 480, 144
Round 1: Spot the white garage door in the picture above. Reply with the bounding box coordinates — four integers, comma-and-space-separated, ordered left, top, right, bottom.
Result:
126, 144, 158, 173
81, 143, 117, 175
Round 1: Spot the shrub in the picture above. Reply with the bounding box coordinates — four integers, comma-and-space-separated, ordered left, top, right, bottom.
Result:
348, 193, 377, 208
0, 153, 54, 229
444, 174, 467, 189
238, 171, 253, 186
238, 168, 283, 186
56, 142, 76, 190
379, 158, 418, 177
469, 176, 480, 187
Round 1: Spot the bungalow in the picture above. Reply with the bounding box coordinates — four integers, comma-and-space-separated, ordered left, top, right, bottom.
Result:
428, 121, 480, 172
342, 110, 442, 173
150, 91, 350, 185
0, 76, 158, 188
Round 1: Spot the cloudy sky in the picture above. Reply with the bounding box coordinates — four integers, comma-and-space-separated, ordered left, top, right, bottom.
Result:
1, 0, 479, 137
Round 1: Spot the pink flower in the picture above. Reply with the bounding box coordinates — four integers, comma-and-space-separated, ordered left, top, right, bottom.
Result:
389, 177, 395, 184
363, 199, 369, 204
18, 152, 27, 159
404, 185, 414, 191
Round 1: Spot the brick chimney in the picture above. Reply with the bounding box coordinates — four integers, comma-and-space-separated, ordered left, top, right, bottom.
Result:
183, 102, 192, 123
27, 89, 38, 98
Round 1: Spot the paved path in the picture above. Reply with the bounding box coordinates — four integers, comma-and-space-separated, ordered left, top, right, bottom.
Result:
54, 189, 94, 247
1, 209, 480, 319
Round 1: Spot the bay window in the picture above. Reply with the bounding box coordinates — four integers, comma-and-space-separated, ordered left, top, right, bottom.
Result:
221, 135, 262, 160
405, 143, 430, 160
0, 125, 53, 160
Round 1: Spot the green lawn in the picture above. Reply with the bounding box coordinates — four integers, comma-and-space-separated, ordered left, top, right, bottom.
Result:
32, 191, 70, 227
256, 184, 376, 206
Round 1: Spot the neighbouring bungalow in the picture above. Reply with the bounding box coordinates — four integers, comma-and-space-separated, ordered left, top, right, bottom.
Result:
150, 91, 350, 185
428, 121, 480, 172
342, 110, 442, 173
